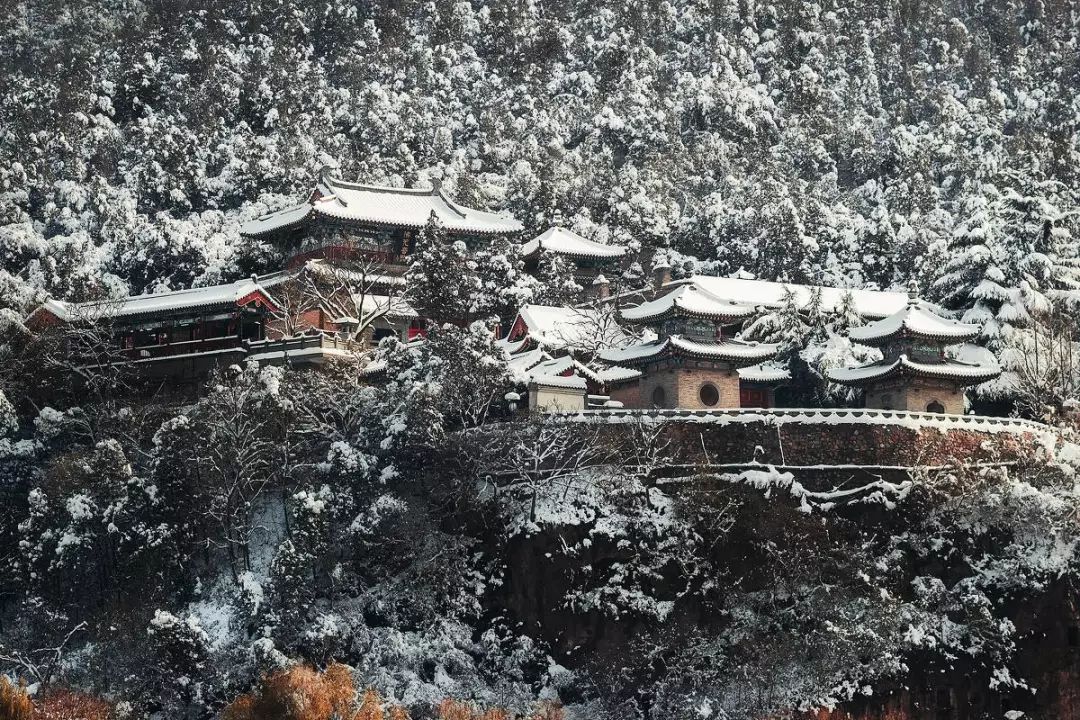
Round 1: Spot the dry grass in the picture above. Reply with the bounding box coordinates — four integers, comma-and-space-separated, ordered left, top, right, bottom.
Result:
219, 664, 410, 720
0, 677, 33, 720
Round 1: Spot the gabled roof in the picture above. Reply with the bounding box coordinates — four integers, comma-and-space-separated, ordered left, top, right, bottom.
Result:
848, 300, 980, 347
242, 171, 523, 237
353, 293, 416, 320
521, 226, 627, 260
240, 204, 312, 237
669, 276, 911, 320
622, 283, 758, 324
497, 304, 631, 354
599, 335, 778, 366
827, 355, 1000, 386
27, 278, 279, 324
594, 365, 642, 384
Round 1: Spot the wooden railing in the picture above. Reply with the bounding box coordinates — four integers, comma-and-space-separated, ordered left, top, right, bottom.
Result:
125, 336, 247, 361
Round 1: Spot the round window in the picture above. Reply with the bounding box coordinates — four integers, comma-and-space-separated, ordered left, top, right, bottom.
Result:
699, 383, 720, 407
651, 386, 667, 408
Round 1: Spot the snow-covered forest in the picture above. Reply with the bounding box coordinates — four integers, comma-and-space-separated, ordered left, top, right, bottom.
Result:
4, 1, 1080, 719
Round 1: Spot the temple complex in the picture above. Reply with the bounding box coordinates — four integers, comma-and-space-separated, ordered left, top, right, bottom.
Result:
25, 171, 523, 382
827, 286, 1001, 413
22, 165, 1002, 416
597, 282, 781, 409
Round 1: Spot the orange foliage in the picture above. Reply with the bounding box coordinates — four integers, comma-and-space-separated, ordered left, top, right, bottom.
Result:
220, 664, 351, 720
33, 689, 113, 720
436, 699, 561, 720
0, 677, 33, 720
525, 702, 564, 720
218, 664, 412, 720
353, 689, 384, 720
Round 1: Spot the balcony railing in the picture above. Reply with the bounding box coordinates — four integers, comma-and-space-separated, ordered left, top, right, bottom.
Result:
124, 336, 248, 361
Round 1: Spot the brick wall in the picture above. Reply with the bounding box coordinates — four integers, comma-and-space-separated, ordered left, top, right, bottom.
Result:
638, 361, 742, 409
607, 381, 640, 408
865, 379, 965, 414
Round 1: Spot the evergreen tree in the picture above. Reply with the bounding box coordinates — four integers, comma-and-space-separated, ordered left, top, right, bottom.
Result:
405, 217, 477, 325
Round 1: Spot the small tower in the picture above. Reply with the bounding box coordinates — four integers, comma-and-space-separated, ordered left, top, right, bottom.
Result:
599, 283, 777, 409
828, 282, 999, 414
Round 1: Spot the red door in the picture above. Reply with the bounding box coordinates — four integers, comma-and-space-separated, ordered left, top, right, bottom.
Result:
740, 388, 767, 408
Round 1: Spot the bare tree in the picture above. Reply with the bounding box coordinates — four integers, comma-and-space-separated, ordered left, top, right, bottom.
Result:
189, 364, 285, 579
1010, 303, 1080, 421
471, 416, 611, 525
271, 259, 406, 344
0, 621, 87, 689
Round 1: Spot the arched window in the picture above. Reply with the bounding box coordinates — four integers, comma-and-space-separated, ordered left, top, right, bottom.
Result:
926, 400, 945, 414
699, 383, 720, 407
651, 386, 667, 408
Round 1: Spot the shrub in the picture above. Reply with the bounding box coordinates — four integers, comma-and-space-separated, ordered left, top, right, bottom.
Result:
220, 663, 400, 720
0, 677, 33, 720
33, 689, 113, 720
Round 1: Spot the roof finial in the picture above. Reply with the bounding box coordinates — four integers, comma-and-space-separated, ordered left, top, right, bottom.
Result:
907, 278, 920, 306
552, 208, 564, 227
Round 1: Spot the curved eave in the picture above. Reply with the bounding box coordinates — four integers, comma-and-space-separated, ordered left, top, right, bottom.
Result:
828, 357, 1000, 387
525, 248, 626, 261
312, 205, 521, 235
601, 337, 778, 367
848, 327, 981, 348
240, 207, 314, 238
622, 301, 756, 325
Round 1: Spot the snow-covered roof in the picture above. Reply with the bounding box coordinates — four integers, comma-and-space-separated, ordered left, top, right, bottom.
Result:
521, 226, 627, 260
849, 300, 980, 346
506, 348, 548, 377
293, 259, 408, 288
827, 354, 1000, 386
529, 374, 588, 390
241, 203, 312, 237
353, 293, 416, 319
622, 283, 758, 323
670, 276, 911, 320
738, 361, 791, 383
594, 365, 642, 384
243, 173, 523, 237
498, 304, 631, 353
599, 335, 778, 366
30, 278, 279, 323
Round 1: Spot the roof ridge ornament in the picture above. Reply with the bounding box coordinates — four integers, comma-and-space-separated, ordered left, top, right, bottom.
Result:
907, 278, 920, 306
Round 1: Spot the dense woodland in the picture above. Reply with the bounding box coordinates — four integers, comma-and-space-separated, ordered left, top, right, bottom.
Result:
4, 0, 1080, 718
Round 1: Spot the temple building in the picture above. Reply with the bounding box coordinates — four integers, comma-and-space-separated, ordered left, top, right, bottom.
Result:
520, 218, 628, 294
241, 169, 523, 271
25, 171, 521, 384
497, 303, 630, 356
598, 283, 780, 409
827, 287, 1000, 414
25, 278, 282, 381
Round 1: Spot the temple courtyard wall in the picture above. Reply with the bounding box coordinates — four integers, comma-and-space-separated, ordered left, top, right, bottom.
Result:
546, 408, 1059, 471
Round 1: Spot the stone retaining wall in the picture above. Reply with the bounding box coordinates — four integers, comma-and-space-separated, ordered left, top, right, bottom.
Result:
554, 408, 1058, 468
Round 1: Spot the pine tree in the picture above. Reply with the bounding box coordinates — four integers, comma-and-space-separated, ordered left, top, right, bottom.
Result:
405, 216, 477, 325
533, 252, 582, 306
